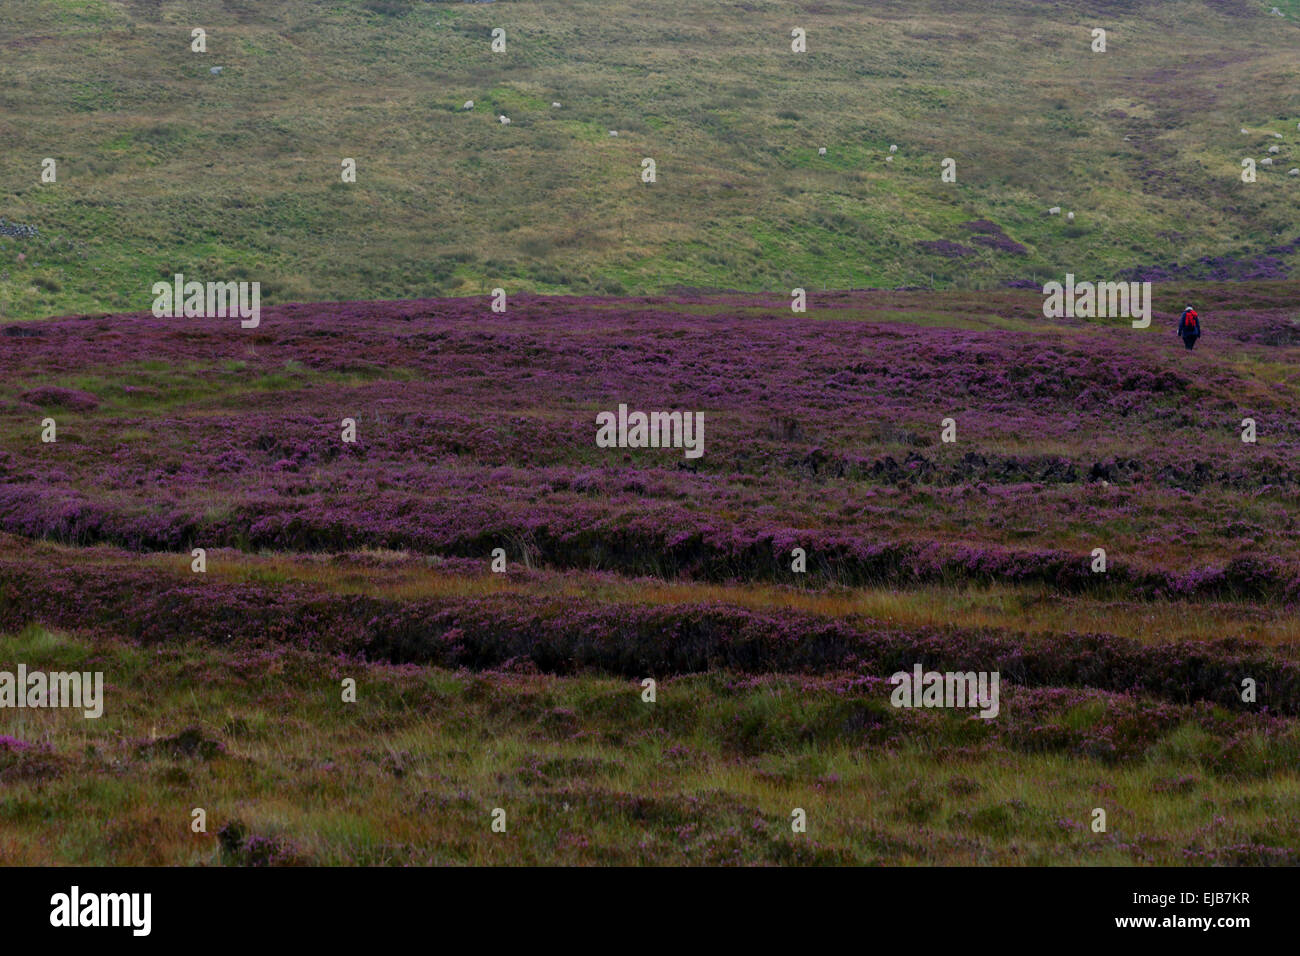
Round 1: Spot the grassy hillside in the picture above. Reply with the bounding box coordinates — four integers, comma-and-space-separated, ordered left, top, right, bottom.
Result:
2, 0, 1299, 319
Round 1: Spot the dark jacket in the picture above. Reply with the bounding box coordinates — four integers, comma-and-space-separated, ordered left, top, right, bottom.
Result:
1178, 309, 1200, 338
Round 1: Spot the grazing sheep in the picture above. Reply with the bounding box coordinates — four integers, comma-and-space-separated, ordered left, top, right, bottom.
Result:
609, 130, 618, 136
1289, 168, 1300, 176
1048, 206, 1061, 215
1241, 128, 1249, 134
1067, 211, 1075, 221
1269, 145, 1281, 153
818, 147, 826, 155
1261, 157, 1273, 166
1274, 132, 1284, 139
552, 101, 561, 108
210, 66, 223, 75
499, 115, 510, 125
885, 155, 893, 163
889, 144, 898, 153
463, 100, 474, 110
1271, 6, 1283, 15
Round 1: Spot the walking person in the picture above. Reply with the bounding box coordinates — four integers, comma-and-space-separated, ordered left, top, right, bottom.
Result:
1177, 304, 1200, 350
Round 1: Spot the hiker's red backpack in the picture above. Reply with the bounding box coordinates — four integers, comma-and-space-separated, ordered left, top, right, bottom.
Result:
1183, 309, 1199, 333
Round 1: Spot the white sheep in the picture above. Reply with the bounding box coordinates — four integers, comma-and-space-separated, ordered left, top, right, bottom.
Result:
1048, 206, 1061, 215
1261, 157, 1273, 166
1274, 132, 1284, 139
1269, 145, 1281, 153
818, 147, 827, 155
1241, 128, 1250, 134
499, 115, 510, 125
463, 100, 474, 110
552, 101, 561, 108
885, 155, 893, 163
609, 130, 618, 136
889, 144, 898, 153
1289, 168, 1300, 176
1067, 211, 1075, 221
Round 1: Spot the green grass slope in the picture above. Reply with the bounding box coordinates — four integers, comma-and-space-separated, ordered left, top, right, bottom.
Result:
0, 0, 1298, 318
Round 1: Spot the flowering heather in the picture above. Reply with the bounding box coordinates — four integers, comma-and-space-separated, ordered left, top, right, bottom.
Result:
1, 535, 1297, 715
1119, 250, 1296, 283
971, 234, 1029, 256
958, 220, 1029, 256
19, 386, 99, 411
2, 288, 1299, 865
2, 287, 1300, 597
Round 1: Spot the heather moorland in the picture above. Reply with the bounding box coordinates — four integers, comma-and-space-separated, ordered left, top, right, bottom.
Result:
4, 0, 1300, 871
1, 287, 1298, 864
